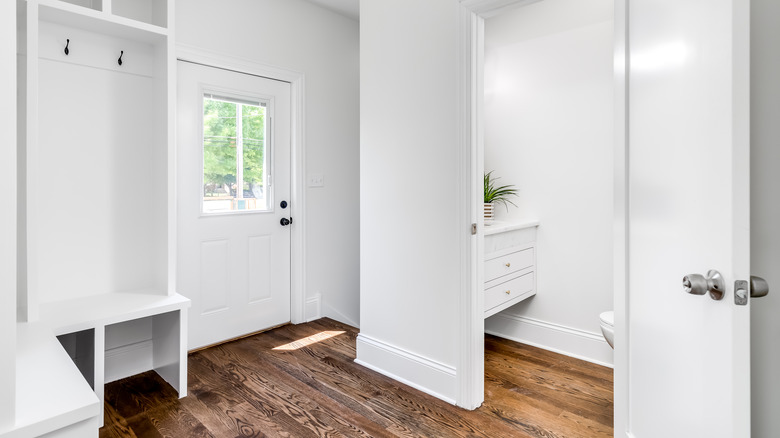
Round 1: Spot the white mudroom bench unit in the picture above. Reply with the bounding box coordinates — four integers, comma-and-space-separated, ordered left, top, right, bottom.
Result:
4, 0, 188, 436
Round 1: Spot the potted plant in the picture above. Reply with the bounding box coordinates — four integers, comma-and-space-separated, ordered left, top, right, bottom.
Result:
484, 171, 518, 222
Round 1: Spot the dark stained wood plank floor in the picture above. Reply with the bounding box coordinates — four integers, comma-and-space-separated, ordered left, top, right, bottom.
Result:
100, 318, 613, 438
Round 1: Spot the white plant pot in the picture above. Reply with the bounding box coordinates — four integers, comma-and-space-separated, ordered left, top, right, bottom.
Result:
484, 202, 495, 222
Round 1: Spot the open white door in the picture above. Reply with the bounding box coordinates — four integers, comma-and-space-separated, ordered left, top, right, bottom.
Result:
615, 0, 752, 436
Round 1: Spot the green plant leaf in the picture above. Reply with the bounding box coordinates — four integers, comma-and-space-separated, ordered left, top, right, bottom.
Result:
484, 171, 518, 209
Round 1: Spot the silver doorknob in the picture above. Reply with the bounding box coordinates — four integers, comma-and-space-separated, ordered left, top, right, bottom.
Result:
683, 270, 725, 300
751, 276, 769, 298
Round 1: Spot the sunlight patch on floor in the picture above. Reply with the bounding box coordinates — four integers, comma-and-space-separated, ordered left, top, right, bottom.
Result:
272, 331, 345, 351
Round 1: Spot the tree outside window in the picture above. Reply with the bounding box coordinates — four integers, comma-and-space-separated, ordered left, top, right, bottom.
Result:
202, 96, 267, 213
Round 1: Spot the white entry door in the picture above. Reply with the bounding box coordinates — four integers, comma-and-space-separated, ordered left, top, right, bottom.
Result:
618, 0, 751, 436
177, 61, 292, 350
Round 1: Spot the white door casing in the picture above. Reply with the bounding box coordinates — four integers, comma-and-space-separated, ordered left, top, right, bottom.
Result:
177, 60, 292, 349
615, 0, 751, 436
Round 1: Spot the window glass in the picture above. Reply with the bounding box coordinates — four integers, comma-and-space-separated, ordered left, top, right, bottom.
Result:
202, 94, 269, 213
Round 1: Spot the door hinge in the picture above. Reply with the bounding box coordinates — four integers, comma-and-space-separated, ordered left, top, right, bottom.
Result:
471, 223, 477, 235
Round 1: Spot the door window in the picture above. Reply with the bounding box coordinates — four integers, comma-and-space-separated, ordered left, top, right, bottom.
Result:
202, 94, 270, 213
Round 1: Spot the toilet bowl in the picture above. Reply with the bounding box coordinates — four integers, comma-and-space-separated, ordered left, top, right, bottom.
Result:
599, 311, 614, 349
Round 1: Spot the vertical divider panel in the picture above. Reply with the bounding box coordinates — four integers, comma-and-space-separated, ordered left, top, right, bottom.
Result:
151, 36, 169, 295
166, 0, 176, 296
178, 307, 188, 396
152, 310, 184, 396
0, 0, 18, 429
94, 325, 106, 428
24, 0, 40, 323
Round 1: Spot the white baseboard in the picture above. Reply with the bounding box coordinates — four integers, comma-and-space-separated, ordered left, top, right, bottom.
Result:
355, 334, 457, 405
485, 312, 614, 368
104, 340, 153, 383
305, 294, 321, 322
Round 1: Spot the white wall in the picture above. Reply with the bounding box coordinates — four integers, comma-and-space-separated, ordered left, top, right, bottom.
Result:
750, 0, 780, 434
359, 0, 462, 402
0, 0, 16, 428
483, 0, 614, 365
176, 0, 360, 326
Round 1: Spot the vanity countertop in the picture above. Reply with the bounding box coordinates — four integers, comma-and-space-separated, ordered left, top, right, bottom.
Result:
484, 220, 539, 236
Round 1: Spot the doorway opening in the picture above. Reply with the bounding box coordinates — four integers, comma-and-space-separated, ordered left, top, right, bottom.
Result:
459, 0, 616, 424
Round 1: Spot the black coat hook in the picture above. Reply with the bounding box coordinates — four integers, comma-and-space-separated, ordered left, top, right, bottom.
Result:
118, 50, 123, 66
64, 39, 69, 55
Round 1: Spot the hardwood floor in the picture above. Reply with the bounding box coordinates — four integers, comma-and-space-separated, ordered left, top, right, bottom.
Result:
100, 318, 613, 438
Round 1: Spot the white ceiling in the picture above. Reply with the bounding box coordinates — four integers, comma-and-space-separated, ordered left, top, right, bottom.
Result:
304, 0, 360, 21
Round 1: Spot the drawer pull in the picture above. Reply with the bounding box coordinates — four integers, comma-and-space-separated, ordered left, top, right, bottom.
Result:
505, 290, 511, 295
505, 263, 511, 267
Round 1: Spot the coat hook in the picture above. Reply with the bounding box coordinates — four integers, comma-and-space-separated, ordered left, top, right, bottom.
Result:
118, 50, 124, 66
64, 39, 70, 55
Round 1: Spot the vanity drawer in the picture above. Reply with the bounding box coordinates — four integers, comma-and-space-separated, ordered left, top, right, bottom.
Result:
484, 271, 534, 314
485, 248, 533, 282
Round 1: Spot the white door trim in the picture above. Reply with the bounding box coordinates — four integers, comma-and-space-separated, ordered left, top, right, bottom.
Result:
0, 0, 17, 426
455, 5, 483, 410
612, 0, 629, 435
175, 43, 307, 325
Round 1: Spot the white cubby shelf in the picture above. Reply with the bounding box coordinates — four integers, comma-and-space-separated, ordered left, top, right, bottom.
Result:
41, 291, 190, 428
40, 292, 189, 336
40, 0, 169, 39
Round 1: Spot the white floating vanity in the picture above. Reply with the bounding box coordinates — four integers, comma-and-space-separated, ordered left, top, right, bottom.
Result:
484, 221, 539, 318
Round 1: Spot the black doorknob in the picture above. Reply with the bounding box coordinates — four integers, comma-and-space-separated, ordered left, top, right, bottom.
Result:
280, 217, 292, 226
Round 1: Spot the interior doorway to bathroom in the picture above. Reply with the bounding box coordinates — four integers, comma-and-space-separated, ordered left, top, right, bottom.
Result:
458, 0, 617, 426
480, 0, 615, 365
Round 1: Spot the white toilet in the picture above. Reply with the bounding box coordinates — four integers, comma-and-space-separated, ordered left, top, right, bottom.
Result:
599, 311, 614, 349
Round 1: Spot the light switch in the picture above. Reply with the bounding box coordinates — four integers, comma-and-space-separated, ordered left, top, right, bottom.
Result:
308, 173, 325, 188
